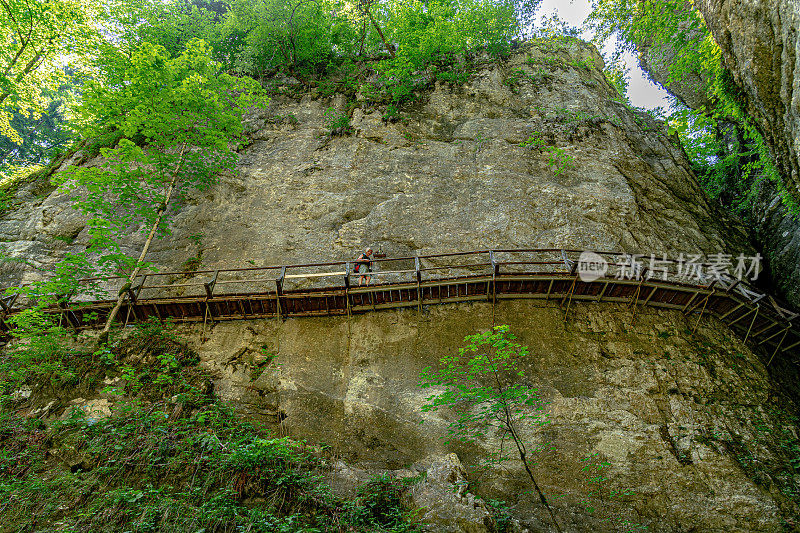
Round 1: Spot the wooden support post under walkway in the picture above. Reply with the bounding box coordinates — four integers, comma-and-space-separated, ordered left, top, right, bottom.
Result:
743, 305, 760, 344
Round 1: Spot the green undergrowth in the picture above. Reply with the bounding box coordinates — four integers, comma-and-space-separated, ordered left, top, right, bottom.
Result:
0, 319, 207, 407
0, 403, 422, 532
0, 320, 422, 532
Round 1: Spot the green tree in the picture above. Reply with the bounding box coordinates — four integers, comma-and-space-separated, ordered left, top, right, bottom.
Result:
50, 38, 268, 343
419, 325, 562, 532
0, 97, 72, 172
0, 0, 100, 144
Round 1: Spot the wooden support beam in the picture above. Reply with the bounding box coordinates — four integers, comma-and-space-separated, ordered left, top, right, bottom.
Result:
562, 276, 577, 322
681, 291, 700, 313
57, 296, 81, 330
767, 328, 789, 366
758, 323, 790, 346
488, 251, 496, 302
781, 337, 800, 353
684, 281, 717, 316
344, 262, 352, 318
743, 305, 760, 344
691, 288, 715, 335
204, 270, 218, 299
415, 257, 422, 313
201, 302, 211, 342
276, 267, 286, 320
752, 321, 779, 338
596, 281, 609, 302
135, 275, 148, 301
628, 270, 648, 308
727, 306, 758, 327
643, 285, 658, 306
720, 301, 746, 320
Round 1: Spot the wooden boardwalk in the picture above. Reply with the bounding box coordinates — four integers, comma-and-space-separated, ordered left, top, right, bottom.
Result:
5, 249, 799, 363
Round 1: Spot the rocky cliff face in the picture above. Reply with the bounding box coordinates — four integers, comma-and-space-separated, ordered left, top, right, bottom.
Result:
753, 180, 800, 305
3, 39, 799, 531
695, 0, 800, 200
0, 39, 749, 288
48, 301, 800, 531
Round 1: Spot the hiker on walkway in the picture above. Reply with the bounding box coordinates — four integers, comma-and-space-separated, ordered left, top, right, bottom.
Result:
354, 248, 373, 286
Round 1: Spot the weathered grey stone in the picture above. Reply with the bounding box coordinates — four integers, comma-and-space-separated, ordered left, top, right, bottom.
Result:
175, 300, 799, 531
0, 40, 751, 294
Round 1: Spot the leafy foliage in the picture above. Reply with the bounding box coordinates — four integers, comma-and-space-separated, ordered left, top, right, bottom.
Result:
588, 0, 797, 214
51, 39, 266, 277
113, 0, 538, 112
322, 106, 353, 135
0, 402, 421, 532
0, 319, 422, 532
420, 325, 549, 447
0, 0, 100, 144
0, 98, 72, 175
3, 37, 267, 365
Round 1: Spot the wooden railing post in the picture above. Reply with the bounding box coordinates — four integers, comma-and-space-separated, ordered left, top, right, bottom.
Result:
204, 271, 219, 299
0, 293, 17, 331
415, 256, 422, 312
57, 294, 81, 330
0, 294, 12, 313
561, 249, 571, 273
489, 251, 497, 304
126, 287, 138, 305
276, 266, 286, 319
344, 262, 352, 317
134, 274, 148, 300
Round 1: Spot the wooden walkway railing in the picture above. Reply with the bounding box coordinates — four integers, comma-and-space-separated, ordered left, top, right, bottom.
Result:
3, 249, 799, 364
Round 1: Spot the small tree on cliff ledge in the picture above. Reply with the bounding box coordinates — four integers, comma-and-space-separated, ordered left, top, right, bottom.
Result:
419, 325, 562, 533
52, 38, 268, 344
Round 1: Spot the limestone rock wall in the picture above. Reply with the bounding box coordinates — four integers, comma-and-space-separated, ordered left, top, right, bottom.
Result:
632, 1, 800, 307
178, 301, 798, 531
0, 40, 751, 289
753, 180, 800, 305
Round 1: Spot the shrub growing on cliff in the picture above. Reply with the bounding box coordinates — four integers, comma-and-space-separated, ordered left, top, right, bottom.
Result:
0, 400, 423, 532
419, 325, 562, 532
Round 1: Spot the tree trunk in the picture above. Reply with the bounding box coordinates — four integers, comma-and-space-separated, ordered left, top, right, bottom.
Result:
97, 145, 187, 346
365, 6, 395, 58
